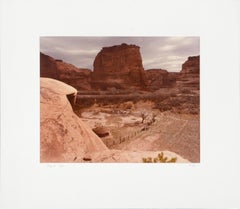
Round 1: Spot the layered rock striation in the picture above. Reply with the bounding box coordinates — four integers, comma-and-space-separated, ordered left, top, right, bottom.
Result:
181, 55, 200, 74
91, 43, 147, 90
40, 52, 92, 90
40, 52, 59, 78
177, 55, 200, 90
145, 69, 177, 90
40, 50, 199, 92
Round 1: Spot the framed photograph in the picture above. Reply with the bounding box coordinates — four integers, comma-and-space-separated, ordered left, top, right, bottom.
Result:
1, 0, 240, 208
40, 36, 200, 163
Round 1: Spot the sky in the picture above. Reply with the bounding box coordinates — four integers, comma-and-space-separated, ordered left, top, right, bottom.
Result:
40, 36, 199, 72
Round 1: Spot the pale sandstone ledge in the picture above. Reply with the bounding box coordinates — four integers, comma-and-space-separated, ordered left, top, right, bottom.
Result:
79, 150, 189, 163
40, 78, 189, 163
40, 78, 108, 162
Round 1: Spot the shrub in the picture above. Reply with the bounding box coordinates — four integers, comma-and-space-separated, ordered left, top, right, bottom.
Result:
140, 111, 148, 123
142, 152, 177, 163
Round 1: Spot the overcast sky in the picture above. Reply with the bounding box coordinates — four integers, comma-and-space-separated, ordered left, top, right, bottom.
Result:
40, 36, 199, 72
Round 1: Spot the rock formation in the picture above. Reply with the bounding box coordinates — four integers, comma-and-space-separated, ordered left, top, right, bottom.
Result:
145, 69, 177, 90
145, 56, 200, 91
40, 52, 92, 90
40, 50, 199, 93
92, 126, 110, 138
177, 55, 200, 90
181, 55, 200, 74
91, 43, 147, 90
40, 52, 59, 78
40, 78, 107, 162
56, 61, 92, 90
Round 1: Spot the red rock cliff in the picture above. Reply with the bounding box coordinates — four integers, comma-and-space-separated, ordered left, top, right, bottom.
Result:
177, 55, 200, 90
40, 53, 59, 78
91, 43, 147, 90
181, 55, 200, 74
40, 52, 92, 90
145, 69, 177, 90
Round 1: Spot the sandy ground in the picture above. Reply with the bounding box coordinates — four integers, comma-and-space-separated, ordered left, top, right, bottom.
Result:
76, 149, 189, 163
80, 102, 200, 162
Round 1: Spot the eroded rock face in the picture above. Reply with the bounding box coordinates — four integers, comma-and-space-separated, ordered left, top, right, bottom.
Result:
40, 52, 92, 90
177, 55, 200, 90
56, 61, 92, 90
91, 43, 147, 90
181, 55, 200, 74
40, 78, 108, 162
145, 69, 177, 90
40, 53, 59, 78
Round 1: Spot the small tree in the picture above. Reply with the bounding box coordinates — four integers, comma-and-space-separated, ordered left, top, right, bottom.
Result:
151, 113, 157, 123
140, 111, 148, 124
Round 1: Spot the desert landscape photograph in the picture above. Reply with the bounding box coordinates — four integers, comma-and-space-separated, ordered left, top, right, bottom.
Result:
40, 36, 200, 163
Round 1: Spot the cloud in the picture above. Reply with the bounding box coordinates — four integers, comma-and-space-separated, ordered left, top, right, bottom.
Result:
160, 44, 177, 52
40, 36, 199, 72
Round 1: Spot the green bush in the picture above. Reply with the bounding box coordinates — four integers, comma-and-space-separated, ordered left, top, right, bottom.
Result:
142, 152, 177, 163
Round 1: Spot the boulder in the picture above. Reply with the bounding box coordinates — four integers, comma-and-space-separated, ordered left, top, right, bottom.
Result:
40, 78, 108, 162
92, 126, 110, 138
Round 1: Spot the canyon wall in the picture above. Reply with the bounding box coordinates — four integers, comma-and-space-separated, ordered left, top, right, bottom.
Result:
176, 55, 200, 90
145, 69, 178, 91
40, 52, 92, 90
91, 43, 147, 90
40, 51, 199, 92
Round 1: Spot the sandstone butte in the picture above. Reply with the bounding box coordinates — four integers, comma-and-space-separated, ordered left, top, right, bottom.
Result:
40, 46, 199, 92
40, 77, 189, 163
91, 43, 148, 90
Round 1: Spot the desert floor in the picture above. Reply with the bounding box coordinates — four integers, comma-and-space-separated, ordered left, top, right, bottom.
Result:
79, 101, 200, 163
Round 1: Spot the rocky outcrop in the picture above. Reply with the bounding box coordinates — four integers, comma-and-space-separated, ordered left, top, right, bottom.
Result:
145, 69, 177, 90
40, 53, 59, 78
91, 43, 147, 90
145, 56, 199, 91
56, 61, 92, 90
92, 126, 110, 138
40, 78, 108, 162
176, 55, 200, 90
40, 51, 199, 93
40, 52, 92, 90
181, 55, 200, 74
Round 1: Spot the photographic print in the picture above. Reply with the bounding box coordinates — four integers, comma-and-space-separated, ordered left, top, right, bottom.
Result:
40, 36, 200, 163
2, 0, 240, 208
